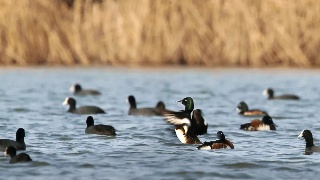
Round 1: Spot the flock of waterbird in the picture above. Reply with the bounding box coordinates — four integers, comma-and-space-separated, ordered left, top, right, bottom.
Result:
1, 83, 319, 164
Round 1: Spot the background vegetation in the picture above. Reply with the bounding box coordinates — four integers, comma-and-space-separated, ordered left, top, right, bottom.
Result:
0, 0, 319, 67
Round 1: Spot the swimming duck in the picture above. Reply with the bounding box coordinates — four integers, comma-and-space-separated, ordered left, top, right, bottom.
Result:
191, 109, 208, 135
164, 97, 208, 144
165, 116, 202, 144
63, 97, 106, 114
240, 115, 276, 131
197, 131, 234, 150
70, 83, 101, 95
166, 97, 208, 135
85, 116, 116, 136
4, 146, 32, 164
127, 95, 162, 116
236, 101, 268, 116
0, 128, 26, 151
298, 129, 320, 154
262, 88, 300, 100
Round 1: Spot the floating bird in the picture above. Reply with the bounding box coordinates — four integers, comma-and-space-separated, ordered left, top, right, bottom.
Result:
70, 83, 101, 95
63, 97, 106, 114
240, 115, 276, 131
127, 95, 162, 116
236, 101, 268, 116
85, 116, 116, 136
165, 115, 201, 144
4, 146, 32, 164
197, 131, 234, 150
164, 97, 207, 144
298, 129, 320, 154
262, 88, 300, 100
0, 128, 26, 151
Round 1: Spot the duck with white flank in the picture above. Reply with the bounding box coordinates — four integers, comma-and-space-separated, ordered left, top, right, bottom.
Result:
164, 97, 208, 144
197, 131, 234, 150
240, 115, 276, 131
236, 101, 268, 116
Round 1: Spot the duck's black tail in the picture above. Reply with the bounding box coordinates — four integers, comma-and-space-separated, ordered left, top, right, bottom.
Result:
240, 123, 251, 130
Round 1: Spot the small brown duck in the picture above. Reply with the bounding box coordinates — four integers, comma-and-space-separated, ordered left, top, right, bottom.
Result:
236, 101, 268, 116
240, 115, 276, 131
4, 146, 32, 164
197, 131, 234, 150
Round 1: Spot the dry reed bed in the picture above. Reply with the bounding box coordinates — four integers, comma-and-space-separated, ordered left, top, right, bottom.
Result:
0, 0, 319, 67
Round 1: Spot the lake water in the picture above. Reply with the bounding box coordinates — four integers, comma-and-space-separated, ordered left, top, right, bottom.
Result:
0, 67, 320, 180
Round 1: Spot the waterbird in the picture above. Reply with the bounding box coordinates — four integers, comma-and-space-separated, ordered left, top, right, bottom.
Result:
240, 115, 276, 131
236, 101, 268, 116
0, 128, 26, 151
164, 97, 208, 144
85, 116, 116, 136
298, 129, 320, 154
63, 97, 106, 114
197, 131, 234, 150
127, 95, 163, 116
262, 88, 300, 100
4, 146, 32, 163
70, 83, 101, 95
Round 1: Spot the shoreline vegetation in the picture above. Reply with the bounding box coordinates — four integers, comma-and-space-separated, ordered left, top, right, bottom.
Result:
0, 0, 319, 67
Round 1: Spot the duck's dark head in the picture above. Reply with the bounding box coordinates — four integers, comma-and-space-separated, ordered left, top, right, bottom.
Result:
70, 84, 82, 93
62, 97, 76, 111
261, 115, 275, 125
298, 129, 315, 148
86, 116, 95, 127
236, 101, 249, 113
16, 128, 25, 142
192, 109, 202, 117
4, 146, 17, 158
128, 95, 137, 108
156, 101, 165, 110
63, 97, 76, 106
177, 97, 194, 113
217, 131, 226, 141
263, 88, 274, 98
298, 129, 313, 139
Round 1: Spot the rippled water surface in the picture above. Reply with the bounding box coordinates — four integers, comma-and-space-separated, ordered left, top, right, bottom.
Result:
1, 67, 320, 180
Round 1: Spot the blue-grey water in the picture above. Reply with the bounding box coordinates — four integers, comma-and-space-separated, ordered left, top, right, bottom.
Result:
0, 67, 320, 180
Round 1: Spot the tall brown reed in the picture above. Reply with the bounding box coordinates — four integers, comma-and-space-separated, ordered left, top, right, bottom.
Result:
0, 0, 319, 67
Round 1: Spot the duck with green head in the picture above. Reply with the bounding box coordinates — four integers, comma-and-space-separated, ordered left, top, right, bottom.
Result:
164, 97, 208, 144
